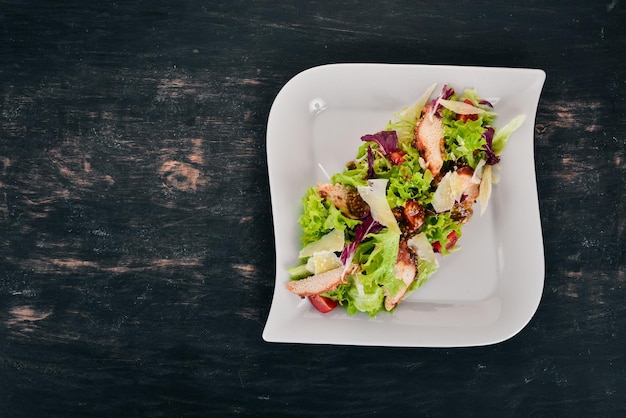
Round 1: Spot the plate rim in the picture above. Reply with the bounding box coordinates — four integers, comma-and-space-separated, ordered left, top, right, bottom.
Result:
263, 63, 546, 347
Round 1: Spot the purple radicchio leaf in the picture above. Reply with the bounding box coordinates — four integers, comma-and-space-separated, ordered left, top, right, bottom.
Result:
366, 145, 375, 178
340, 212, 383, 266
482, 126, 500, 165
429, 84, 456, 118
441, 84, 455, 100
360, 130, 398, 155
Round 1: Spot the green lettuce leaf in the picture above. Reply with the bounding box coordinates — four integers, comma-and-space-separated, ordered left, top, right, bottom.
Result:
347, 282, 385, 317
423, 212, 462, 255
443, 115, 488, 169
492, 114, 526, 155
386, 161, 434, 208
298, 187, 361, 246
354, 228, 402, 314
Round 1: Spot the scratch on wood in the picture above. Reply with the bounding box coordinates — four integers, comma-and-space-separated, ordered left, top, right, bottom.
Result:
242, 78, 260, 85
10, 256, 202, 275
158, 138, 207, 192
148, 258, 202, 269
1, 156, 10, 175
233, 263, 256, 279
0, 191, 7, 218
188, 138, 204, 165
552, 156, 597, 184
155, 77, 215, 101
224, 77, 261, 86
542, 100, 602, 132
6, 306, 53, 332
156, 78, 194, 100
159, 160, 203, 192
236, 307, 263, 324
50, 259, 99, 269
48, 146, 115, 188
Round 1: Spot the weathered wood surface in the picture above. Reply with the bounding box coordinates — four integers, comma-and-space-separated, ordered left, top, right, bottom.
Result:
1, 1, 624, 416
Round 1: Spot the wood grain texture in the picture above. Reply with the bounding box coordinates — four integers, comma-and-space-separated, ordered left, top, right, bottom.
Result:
1, 0, 624, 417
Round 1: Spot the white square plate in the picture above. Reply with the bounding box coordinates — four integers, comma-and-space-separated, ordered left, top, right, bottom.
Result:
262, 64, 545, 347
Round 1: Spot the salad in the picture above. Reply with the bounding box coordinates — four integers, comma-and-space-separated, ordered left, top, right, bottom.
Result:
286, 84, 525, 316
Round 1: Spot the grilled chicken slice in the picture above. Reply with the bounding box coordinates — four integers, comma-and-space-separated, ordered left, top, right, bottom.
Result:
384, 240, 417, 311
317, 183, 369, 219
286, 267, 345, 297
414, 104, 444, 177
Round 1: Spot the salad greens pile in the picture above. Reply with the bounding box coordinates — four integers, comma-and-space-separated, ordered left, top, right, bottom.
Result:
287, 84, 525, 316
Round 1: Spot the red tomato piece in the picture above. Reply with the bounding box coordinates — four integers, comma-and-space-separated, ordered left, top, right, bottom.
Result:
433, 231, 458, 253
445, 230, 458, 250
389, 150, 406, 165
308, 294, 338, 313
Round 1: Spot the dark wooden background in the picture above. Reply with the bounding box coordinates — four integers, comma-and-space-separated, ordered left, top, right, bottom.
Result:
1, 0, 624, 416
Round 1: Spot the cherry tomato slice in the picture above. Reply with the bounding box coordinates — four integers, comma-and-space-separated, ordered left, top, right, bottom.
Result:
308, 294, 338, 313
389, 150, 406, 165
446, 230, 458, 250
